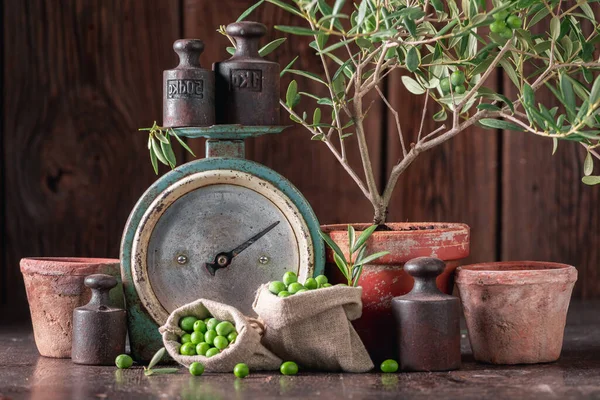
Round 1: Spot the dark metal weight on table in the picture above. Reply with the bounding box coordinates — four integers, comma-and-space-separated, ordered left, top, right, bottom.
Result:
391, 257, 461, 371
163, 39, 216, 127
214, 22, 280, 125
71, 274, 127, 365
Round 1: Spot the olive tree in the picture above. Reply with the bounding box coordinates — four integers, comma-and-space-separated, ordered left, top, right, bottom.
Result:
231, 0, 600, 224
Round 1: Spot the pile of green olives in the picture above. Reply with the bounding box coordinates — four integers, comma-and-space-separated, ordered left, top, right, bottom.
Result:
268, 271, 333, 297
490, 9, 522, 39
178, 314, 238, 357
440, 70, 467, 95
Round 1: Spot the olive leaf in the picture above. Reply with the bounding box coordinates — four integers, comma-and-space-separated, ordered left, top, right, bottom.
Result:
154, 130, 169, 144
170, 129, 196, 157
286, 80, 298, 108
333, 252, 350, 280
150, 148, 158, 175
313, 108, 321, 125
406, 47, 420, 73
590, 75, 600, 106
347, 225, 356, 253
148, 347, 166, 370
319, 230, 345, 261
401, 76, 425, 95
356, 0, 368, 28
280, 56, 298, 77
351, 224, 377, 253
275, 25, 321, 36
584, 152, 594, 176
237, 0, 265, 22
259, 38, 286, 57
479, 118, 526, 132
160, 139, 176, 169
151, 137, 169, 166
582, 176, 600, 185
287, 69, 327, 85
144, 368, 179, 376
353, 251, 390, 268
550, 16, 561, 41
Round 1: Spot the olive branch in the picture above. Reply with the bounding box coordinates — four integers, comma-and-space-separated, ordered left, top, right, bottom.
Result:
139, 121, 196, 174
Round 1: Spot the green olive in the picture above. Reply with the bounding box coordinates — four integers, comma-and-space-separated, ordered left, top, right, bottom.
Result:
506, 15, 522, 29
450, 70, 465, 86
454, 85, 466, 95
490, 20, 508, 34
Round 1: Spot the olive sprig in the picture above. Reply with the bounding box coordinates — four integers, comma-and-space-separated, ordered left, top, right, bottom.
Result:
139, 121, 196, 174
320, 225, 389, 287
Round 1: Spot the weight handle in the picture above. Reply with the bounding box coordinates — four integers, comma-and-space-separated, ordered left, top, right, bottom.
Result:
84, 274, 117, 308
173, 39, 205, 69
404, 257, 446, 295
226, 22, 267, 58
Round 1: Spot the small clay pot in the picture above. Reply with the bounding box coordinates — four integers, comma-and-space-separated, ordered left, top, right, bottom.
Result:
456, 261, 577, 364
20, 257, 123, 358
321, 222, 470, 364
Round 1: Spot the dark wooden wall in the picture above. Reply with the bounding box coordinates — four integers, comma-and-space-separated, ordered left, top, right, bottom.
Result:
2, 0, 599, 320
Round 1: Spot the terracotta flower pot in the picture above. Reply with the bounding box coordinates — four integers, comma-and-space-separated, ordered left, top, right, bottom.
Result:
20, 257, 123, 358
321, 222, 470, 363
456, 261, 577, 364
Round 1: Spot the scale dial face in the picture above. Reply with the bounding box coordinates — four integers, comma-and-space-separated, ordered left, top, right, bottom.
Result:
131, 170, 313, 324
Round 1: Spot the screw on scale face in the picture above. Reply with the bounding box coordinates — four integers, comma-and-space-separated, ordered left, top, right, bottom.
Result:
217, 255, 229, 267
259, 256, 269, 265
177, 255, 188, 265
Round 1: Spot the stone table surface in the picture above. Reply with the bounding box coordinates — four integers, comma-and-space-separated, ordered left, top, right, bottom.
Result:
1, 301, 599, 400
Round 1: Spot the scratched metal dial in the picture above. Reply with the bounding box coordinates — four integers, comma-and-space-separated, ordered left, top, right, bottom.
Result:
146, 184, 299, 316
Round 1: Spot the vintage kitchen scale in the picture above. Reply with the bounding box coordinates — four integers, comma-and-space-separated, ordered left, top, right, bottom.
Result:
121, 23, 325, 361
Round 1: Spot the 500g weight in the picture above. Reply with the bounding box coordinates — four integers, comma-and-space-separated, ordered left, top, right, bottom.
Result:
163, 39, 215, 127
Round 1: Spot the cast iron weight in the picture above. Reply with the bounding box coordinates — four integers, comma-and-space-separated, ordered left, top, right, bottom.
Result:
214, 22, 280, 125
391, 257, 461, 371
71, 274, 127, 365
163, 39, 216, 127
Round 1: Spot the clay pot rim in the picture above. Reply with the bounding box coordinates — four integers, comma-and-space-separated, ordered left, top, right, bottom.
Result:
456, 261, 577, 285
321, 222, 469, 235
20, 257, 120, 276
321, 222, 470, 263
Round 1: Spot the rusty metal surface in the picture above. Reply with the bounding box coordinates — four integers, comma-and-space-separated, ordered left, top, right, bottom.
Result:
2, 301, 600, 399
71, 274, 126, 365
172, 125, 288, 139
392, 257, 461, 372
214, 22, 280, 125
145, 181, 301, 317
205, 139, 245, 158
163, 39, 215, 127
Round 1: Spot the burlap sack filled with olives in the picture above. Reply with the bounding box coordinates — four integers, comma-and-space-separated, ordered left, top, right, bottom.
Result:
253, 284, 374, 372
159, 298, 281, 372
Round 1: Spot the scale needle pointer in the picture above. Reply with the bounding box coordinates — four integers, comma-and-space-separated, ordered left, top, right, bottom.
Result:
205, 221, 280, 276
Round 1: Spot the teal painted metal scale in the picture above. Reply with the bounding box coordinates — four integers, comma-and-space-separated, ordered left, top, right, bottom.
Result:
120, 125, 325, 361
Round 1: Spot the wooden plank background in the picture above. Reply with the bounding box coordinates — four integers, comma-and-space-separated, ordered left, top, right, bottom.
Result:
1, 0, 599, 319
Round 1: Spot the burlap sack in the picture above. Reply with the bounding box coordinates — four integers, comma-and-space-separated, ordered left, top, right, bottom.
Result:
159, 298, 281, 372
253, 284, 374, 372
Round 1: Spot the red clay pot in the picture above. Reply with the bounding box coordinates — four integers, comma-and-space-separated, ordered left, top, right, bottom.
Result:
20, 257, 123, 358
321, 222, 470, 363
456, 261, 577, 364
